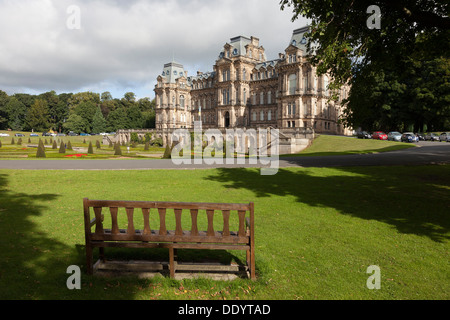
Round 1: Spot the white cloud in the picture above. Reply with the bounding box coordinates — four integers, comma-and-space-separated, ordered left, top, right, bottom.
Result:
0, 0, 308, 99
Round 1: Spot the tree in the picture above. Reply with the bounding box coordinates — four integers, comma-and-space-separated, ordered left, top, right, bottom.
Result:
63, 113, 85, 133
73, 101, 97, 133
280, 0, 450, 130
107, 107, 128, 131
91, 106, 107, 133
4, 97, 27, 130
26, 99, 50, 132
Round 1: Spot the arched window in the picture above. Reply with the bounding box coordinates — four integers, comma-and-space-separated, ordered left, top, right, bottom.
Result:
268, 91, 272, 104
289, 74, 297, 95
243, 88, 247, 104
268, 110, 272, 121
260, 92, 264, 105
260, 110, 264, 121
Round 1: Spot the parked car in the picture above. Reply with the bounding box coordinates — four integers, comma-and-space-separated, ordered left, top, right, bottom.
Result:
57, 133, 66, 136
439, 132, 450, 142
0, 133, 10, 137
357, 131, 371, 139
425, 133, 439, 141
372, 131, 388, 140
42, 132, 52, 136
14, 133, 25, 137
401, 133, 418, 143
80, 133, 90, 136
387, 131, 402, 142
30, 133, 39, 137
417, 133, 425, 141
68, 131, 78, 136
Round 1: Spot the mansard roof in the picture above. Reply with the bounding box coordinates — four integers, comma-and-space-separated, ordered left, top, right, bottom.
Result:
288, 25, 317, 55
161, 61, 186, 84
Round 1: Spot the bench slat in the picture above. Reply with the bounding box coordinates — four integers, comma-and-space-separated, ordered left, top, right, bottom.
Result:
126, 208, 135, 235
86, 199, 250, 211
91, 229, 249, 244
190, 209, 198, 236
158, 208, 167, 235
142, 208, 151, 235
222, 210, 230, 237
93, 207, 103, 235
110, 207, 119, 235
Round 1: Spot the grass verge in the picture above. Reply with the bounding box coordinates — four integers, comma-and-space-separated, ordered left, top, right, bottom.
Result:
0, 165, 448, 300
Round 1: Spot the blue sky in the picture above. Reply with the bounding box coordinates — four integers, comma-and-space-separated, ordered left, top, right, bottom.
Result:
0, 0, 308, 100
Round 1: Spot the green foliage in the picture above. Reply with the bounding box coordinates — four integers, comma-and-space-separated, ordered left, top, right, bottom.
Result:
59, 141, 65, 154
35, 139, 46, 158
87, 141, 94, 154
96, 140, 101, 149
67, 140, 73, 150
91, 107, 107, 134
114, 142, 122, 156
26, 99, 50, 132
52, 140, 57, 149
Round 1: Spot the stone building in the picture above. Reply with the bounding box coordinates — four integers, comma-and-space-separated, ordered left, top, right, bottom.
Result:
154, 26, 350, 135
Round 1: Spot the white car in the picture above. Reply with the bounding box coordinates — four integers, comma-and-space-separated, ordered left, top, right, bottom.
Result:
0, 133, 10, 137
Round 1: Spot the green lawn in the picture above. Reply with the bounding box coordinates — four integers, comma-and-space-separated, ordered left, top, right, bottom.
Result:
0, 165, 448, 300
0, 131, 164, 159
284, 134, 415, 157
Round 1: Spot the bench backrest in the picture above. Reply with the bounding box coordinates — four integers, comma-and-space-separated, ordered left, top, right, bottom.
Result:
83, 198, 254, 243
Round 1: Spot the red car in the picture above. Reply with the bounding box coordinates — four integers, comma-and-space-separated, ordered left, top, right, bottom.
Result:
372, 131, 388, 140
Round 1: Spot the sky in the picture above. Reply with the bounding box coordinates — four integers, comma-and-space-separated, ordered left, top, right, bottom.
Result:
0, 0, 309, 100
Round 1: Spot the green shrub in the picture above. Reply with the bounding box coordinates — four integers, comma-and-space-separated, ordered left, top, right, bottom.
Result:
114, 143, 122, 156
67, 141, 73, 150
36, 140, 46, 158
96, 140, 101, 149
59, 141, 65, 154
52, 140, 58, 149
88, 142, 94, 154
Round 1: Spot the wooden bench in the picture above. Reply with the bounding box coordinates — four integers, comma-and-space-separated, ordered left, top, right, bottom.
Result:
83, 198, 256, 280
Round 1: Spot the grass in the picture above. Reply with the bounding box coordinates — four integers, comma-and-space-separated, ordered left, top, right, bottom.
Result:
0, 165, 448, 300
284, 134, 415, 157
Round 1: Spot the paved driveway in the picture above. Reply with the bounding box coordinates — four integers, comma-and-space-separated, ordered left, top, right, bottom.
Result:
0, 141, 449, 170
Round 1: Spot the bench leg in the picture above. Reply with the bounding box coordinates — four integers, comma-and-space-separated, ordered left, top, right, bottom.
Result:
247, 247, 256, 281
169, 247, 175, 278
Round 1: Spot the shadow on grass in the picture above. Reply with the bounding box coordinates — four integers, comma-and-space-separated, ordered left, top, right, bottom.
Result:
205, 166, 450, 243
0, 173, 148, 299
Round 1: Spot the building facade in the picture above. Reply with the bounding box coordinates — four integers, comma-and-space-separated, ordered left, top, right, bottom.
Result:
154, 26, 350, 135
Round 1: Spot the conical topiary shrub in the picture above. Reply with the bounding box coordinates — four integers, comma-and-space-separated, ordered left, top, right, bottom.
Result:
114, 142, 122, 156
96, 140, 101, 149
59, 141, 66, 154
36, 140, 46, 158
88, 141, 94, 154
52, 140, 58, 149
11, 137, 15, 145
67, 140, 73, 150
